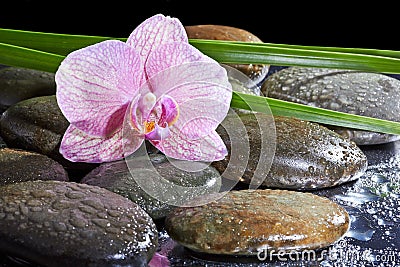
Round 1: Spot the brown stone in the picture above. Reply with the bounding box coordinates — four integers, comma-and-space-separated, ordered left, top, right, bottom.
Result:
0, 148, 69, 185
165, 189, 350, 256
212, 113, 368, 189
185, 25, 269, 84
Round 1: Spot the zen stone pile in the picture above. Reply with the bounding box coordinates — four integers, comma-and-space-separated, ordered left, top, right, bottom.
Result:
2, 26, 399, 265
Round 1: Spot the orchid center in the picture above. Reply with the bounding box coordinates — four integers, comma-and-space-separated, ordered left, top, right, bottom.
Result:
141, 93, 179, 141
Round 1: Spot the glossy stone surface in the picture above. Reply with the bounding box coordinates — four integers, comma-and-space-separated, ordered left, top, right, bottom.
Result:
185, 24, 269, 85
212, 113, 368, 189
81, 154, 222, 220
261, 67, 400, 145
165, 189, 349, 255
0, 67, 55, 114
0, 95, 97, 177
0, 148, 68, 185
0, 180, 158, 267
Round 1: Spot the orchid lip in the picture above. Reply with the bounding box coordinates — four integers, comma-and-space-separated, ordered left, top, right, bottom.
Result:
144, 122, 171, 140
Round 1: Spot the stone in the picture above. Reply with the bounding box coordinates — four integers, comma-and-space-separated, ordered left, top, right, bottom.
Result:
165, 189, 350, 255
0, 148, 68, 185
81, 154, 222, 220
185, 24, 269, 85
0, 95, 97, 178
212, 113, 368, 190
261, 67, 400, 145
0, 136, 5, 149
0, 66, 56, 114
0, 180, 158, 267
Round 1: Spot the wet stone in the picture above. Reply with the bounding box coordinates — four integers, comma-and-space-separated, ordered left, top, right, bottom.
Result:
165, 189, 350, 255
0, 136, 6, 149
0, 180, 158, 267
212, 113, 368, 190
0, 66, 56, 114
261, 67, 400, 145
0, 148, 68, 186
185, 24, 269, 85
0, 95, 97, 177
81, 154, 222, 220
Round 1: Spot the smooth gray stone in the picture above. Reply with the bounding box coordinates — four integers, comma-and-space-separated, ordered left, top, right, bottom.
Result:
81, 154, 222, 220
261, 67, 400, 145
0, 148, 69, 185
0, 180, 158, 267
0, 136, 5, 149
0, 67, 55, 114
212, 113, 368, 190
0, 95, 97, 178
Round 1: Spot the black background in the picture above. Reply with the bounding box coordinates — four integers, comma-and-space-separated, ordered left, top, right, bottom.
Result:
0, 0, 398, 51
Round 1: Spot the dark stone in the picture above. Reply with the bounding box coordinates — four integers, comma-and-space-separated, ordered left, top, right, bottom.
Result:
0, 67, 56, 114
0, 95, 98, 179
81, 154, 222, 220
212, 113, 368, 190
261, 67, 400, 145
0, 136, 6, 149
0, 180, 158, 267
0, 148, 69, 185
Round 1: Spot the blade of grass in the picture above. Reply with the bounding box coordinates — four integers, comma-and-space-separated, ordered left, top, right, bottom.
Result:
0, 42, 63, 73
232, 92, 400, 135
2, 28, 400, 74
190, 40, 400, 74
2, 30, 400, 136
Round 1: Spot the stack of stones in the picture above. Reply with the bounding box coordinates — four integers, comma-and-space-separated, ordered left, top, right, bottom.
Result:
1, 24, 398, 266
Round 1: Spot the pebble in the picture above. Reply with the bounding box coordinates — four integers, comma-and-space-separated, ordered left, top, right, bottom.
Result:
0, 180, 158, 267
165, 189, 350, 255
0, 136, 6, 149
261, 67, 400, 145
212, 113, 368, 190
0, 148, 68, 186
81, 154, 222, 220
0, 66, 56, 114
0, 95, 97, 178
185, 24, 269, 85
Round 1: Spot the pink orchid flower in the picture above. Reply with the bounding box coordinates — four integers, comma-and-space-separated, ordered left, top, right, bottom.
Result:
55, 14, 232, 163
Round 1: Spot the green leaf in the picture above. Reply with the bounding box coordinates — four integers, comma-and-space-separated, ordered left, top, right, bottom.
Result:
1, 28, 400, 136
232, 92, 400, 135
2, 28, 400, 74
0, 42, 63, 73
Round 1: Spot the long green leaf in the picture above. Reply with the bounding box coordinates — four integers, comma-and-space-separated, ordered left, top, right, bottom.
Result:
1, 29, 400, 136
232, 92, 400, 135
0, 42, 63, 73
2, 28, 400, 74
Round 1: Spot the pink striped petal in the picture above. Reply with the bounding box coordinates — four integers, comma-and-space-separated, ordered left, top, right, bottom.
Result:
145, 42, 212, 79
55, 40, 142, 137
126, 14, 188, 64
60, 124, 143, 163
147, 62, 232, 139
151, 127, 228, 162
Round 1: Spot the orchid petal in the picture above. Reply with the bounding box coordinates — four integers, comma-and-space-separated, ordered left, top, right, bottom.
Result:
158, 95, 179, 126
146, 61, 232, 139
126, 14, 188, 65
60, 124, 143, 163
151, 127, 228, 162
145, 42, 212, 79
55, 40, 142, 137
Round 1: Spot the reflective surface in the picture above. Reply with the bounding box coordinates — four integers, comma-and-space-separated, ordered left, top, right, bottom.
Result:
156, 141, 400, 266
